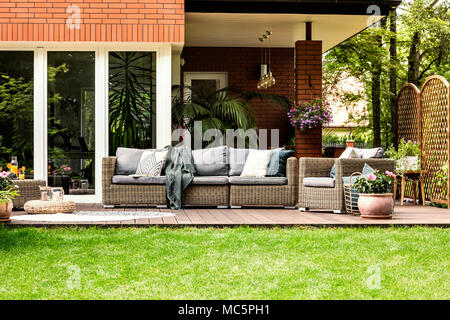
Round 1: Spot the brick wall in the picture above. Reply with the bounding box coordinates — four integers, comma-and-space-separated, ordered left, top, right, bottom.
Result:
0, 0, 184, 42
294, 40, 323, 158
181, 47, 295, 146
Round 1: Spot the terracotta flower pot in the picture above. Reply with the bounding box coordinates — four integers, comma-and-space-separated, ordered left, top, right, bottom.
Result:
358, 193, 394, 219
0, 200, 13, 222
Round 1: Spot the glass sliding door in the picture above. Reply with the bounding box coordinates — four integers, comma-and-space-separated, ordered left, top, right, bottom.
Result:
0, 51, 34, 176
47, 52, 95, 195
108, 52, 156, 155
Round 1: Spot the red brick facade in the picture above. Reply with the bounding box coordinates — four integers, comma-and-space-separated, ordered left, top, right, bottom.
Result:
0, 0, 184, 42
181, 47, 295, 146
294, 40, 323, 158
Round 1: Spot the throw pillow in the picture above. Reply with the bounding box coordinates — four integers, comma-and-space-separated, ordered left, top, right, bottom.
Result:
355, 147, 385, 159
330, 164, 336, 179
266, 149, 294, 177
115, 147, 146, 175
135, 149, 168, 176
240, 149, 274, 177
228, 148, 250, 176
192, 146, 229, 176
339, 147, 360, 159
362, 163, 375, 175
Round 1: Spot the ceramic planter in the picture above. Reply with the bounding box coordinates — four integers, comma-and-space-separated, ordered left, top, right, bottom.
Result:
0, 200, 13, 222
358, 193, 394, 219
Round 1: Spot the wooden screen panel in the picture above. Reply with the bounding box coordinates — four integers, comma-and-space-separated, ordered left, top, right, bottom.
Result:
397, 84, 420, 144
420, 76, 450, 204
396, 84, 420, 199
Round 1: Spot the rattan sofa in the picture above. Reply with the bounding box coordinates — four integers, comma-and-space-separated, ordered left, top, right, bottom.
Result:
102, 155, 298, 208
298, 158, 395, 212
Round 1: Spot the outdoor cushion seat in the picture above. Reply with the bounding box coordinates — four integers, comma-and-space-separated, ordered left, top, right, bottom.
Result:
191, 176, 229, 185
228, 176, 287, 185
303, 177, 335, 188
112, 175, 166, 185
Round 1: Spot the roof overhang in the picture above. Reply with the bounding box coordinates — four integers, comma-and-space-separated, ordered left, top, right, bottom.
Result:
185, 0, 402, 52
186, 0, 401, 15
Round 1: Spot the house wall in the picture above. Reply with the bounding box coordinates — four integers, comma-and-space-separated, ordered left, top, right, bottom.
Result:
181, 47, 295, 146
294, 40, 323, 158
0, 0, 184, 42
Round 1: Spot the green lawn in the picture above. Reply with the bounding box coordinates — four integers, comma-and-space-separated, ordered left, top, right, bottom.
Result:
0, 226, 448, 299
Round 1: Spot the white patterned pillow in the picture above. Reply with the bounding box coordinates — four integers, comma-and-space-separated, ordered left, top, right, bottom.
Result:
134, 149, 168, 176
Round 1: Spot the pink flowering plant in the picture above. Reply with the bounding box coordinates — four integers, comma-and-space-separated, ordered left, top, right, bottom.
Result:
52, 164, 72, 175
353, 170, 396, 194
287, 98, 332, 130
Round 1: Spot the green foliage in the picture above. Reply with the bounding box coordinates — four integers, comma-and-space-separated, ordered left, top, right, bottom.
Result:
0, 75, 33, 167
324, 0, 450, 149
385, 139, 421, 160
0, 172, 19, 203
109, 52, 156, 153
0, 64, 68, 169
0, 227, 449, 299
353, 170, 395, 194
172, 85, 256, 134
435, 163, 448, 198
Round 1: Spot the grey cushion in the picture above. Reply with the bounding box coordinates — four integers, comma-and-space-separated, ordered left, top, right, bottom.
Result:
303, 177, 335, 188
229, 148, 250, 176
115, 147, 145, 175
191, 176, 229, 185
112, 175, 166, 185
228, 176, 287, 185
355, 147, 385, 159
192, 146, 229, 176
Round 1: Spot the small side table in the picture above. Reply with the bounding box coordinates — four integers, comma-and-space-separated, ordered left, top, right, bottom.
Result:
393, 170, 428, 206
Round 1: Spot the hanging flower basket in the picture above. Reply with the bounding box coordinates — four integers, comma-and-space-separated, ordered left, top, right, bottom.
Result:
288, 98, 332, 131
288, 98, 332, 158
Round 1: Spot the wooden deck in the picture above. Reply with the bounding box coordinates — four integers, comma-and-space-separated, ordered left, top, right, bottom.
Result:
6, 202, 450, 227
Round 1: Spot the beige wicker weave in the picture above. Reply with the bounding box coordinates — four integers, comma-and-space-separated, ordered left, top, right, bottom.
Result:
13, 179, 46, 208
24, 200, 76, 214
103, 156, 298, 208
102, 157, 167, 206
298, 158, 395, 212
183, 185, 229, 207
229, 157, 298, 207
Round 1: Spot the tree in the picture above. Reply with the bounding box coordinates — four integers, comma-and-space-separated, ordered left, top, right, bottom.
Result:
323, 0, 449, 149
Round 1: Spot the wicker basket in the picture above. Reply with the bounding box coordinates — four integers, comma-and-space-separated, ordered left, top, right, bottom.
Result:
344, 172, 362, 215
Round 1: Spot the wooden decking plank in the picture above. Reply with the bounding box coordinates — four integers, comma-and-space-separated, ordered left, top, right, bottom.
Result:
174, 210, 192, 225
183, 209, 206, 225
207, 209, 234, 224
194, 208, 220, 224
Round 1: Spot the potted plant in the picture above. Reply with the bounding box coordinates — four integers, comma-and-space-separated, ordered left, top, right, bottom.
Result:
0, 171, 19, 222
287, 98, 332, 158
353, 170, 396, 219
386, 139, 421, 173
48, 164, 72, 194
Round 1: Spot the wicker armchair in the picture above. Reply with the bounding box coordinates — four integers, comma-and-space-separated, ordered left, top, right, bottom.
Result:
298, 158, 395, 212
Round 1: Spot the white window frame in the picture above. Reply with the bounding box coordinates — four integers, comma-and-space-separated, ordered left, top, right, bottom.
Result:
0, 42, 173, 203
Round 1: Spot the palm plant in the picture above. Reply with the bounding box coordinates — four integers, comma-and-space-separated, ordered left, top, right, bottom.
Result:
109, 52, 156, 154
172, 85, 292, 135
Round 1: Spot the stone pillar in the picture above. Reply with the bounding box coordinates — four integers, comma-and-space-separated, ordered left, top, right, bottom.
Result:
294, 40, 323, 158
